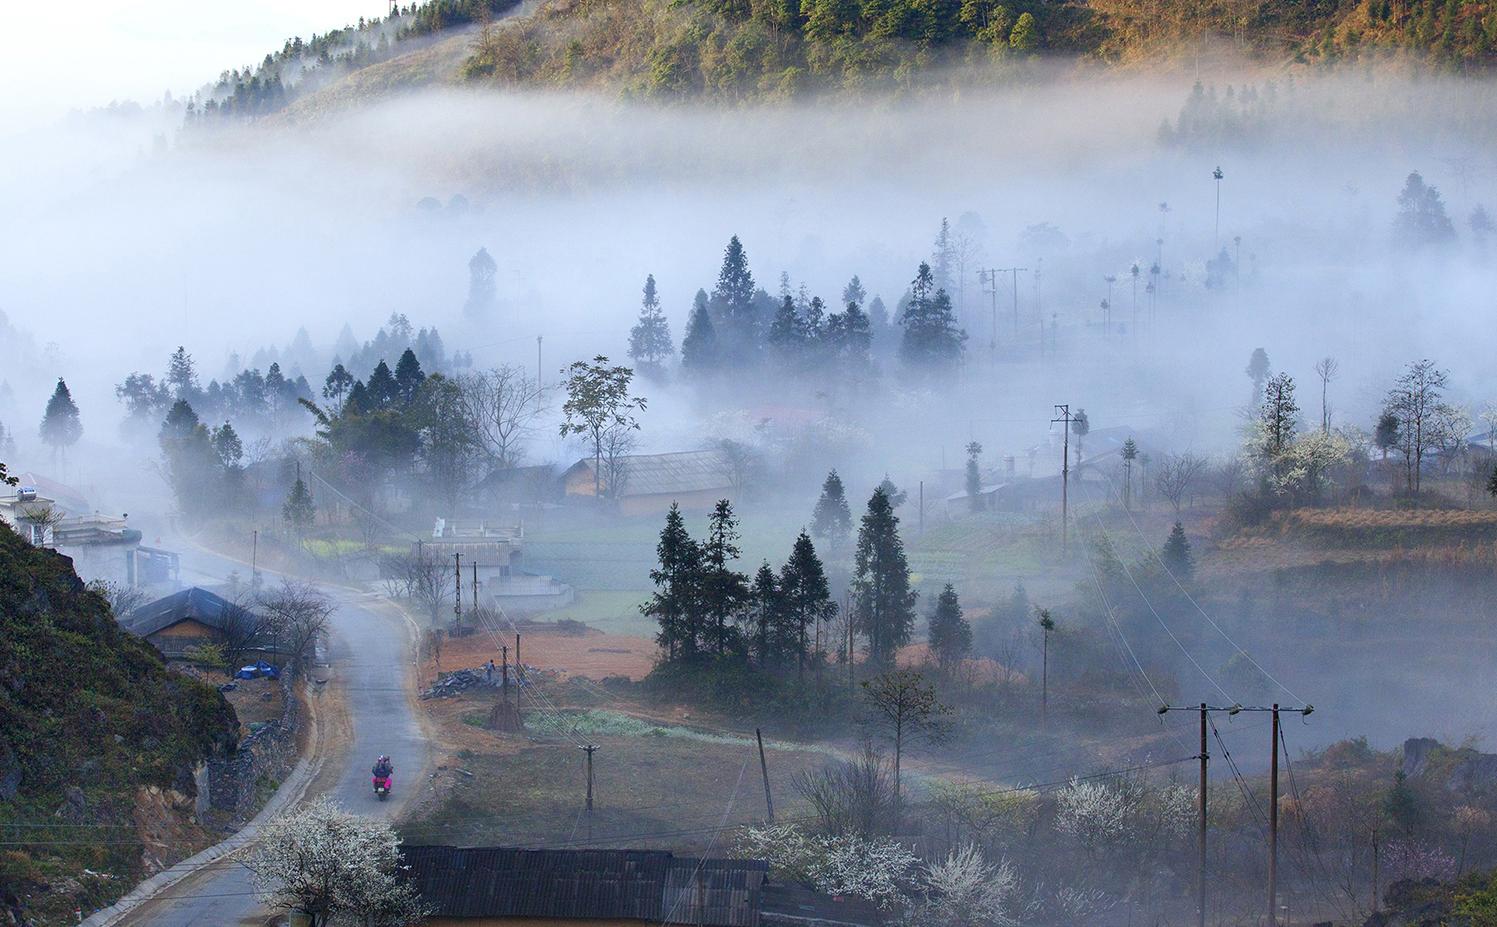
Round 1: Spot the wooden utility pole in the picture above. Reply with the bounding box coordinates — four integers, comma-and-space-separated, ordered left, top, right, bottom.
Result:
1197, 703, 1208, 927
1269, 704, 1281, 926
454, 553, 462, 623
501, 645, 509, 694
515, 633, 522, 682
1052, 405, 1073, 554
756, 728, 774, 822
581, 744, 597, 811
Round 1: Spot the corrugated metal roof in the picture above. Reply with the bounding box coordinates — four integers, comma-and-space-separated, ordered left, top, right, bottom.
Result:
123, 587, 257, 639
569, 450, 734, 498
400, 846, 766, 925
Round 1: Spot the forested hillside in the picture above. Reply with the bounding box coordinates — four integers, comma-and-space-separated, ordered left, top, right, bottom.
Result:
0, 525, 237, 924
191, 0, 1497, 119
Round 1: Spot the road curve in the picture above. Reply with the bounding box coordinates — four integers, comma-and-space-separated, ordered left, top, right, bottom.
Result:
113, 546, 429, 926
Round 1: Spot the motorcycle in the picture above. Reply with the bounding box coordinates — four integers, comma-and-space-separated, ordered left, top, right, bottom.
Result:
373, 775, 392, 801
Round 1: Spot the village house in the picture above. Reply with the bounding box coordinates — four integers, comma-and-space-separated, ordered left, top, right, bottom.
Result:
425, 519, 574, 613
399, 846, 882, 927
563, 450, 736, 517
0, 482, 178, 588
122, 587, 263, 660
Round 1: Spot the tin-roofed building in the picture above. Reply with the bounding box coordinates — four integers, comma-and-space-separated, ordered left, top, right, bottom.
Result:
563, 450, 735, 516
122, 587, 264, 659
399, 846, 881, 927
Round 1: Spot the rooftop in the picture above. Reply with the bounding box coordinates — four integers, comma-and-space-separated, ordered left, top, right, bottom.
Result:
123, 587, 257, 638
568, 449, 735, 498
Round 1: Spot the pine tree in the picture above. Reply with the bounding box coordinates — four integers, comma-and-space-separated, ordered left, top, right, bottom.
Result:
700, 499, 750, 658
854, 487, 917, 665
628, 274, 674, 376
681, 291, 719, 374
1161, 522, 1193, 578
1246, 348, 1271, 406
394, 349, 426, 404
464, 246, 499, 317
1394, 172, 1456, 248
366, 360, 399, 409
39, 379, 82, 461
158, 400, 218, 517
811, 469, 853, 550
779, 531, 836, 678
323, 364, 355, 410
643, 503, 703, 661
167, 346, 200, 402
768, 294, 803, 365
931, 218, 956, 294
899, 263, 966, 372
751, 562, 781, 666
842, 275, 867, 309
927, 584, 971, 669
283, 470, 316, 546
710, 236, 758, 364
965, 441, 984, 512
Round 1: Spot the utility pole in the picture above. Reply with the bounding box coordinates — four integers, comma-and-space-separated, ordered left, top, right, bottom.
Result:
1231, 702, 1313, 926
756, 728, 774, 822
991, 266, 1027, 340
1052, 405, 1072, 554
472, 561, 480, 613
537, 336, 544, 389
251, 529, 258, 587
979, 268, 1000, 355
454, 552, 462, 624
515, 633, 522, 682
918, 481, 924, 534
1213, 166, 1225, 246
501, 644, 509, 695
581, 744, 597, 811
1159, 702, 1243, 927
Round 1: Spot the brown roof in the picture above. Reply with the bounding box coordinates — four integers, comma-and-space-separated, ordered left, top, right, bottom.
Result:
567, 450, 734, 498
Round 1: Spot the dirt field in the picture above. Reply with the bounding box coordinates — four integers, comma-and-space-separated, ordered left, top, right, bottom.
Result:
425, 624, 659, 685
403, 690, 836, 852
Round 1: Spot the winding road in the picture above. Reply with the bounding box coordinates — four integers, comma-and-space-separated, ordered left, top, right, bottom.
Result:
109, 544, 430, 927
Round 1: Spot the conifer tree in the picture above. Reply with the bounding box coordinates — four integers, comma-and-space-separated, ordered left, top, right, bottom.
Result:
811, 469, 853, 550
842, 275, 867, 309
283, 470, 316, 547
854, 487, 917, 665
323, 364, 355, 410
158, 400, 218, 517
927, 584, 972, 669
628, 274, 674, 376
751, 562, 781, 666
700, 500, 751, 658
643, 503, 702, 661
710, 236, 758, 364
779, 531, 836, 678
366, 360, 399, 409
167, 346, 200, 402
1161, 522, 1194, 578
898, 263, 966, 372
681, 291, 719, 374
768, 294, 803, 365
394, 349, 426, 404
39, 379, 82, 461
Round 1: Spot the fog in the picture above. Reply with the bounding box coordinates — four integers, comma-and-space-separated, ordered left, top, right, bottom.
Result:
6, 69, 1497, 740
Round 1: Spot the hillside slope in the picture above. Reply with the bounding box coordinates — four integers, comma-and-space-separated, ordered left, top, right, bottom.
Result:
0, 525, 237, 925
197, 0, 1497, 119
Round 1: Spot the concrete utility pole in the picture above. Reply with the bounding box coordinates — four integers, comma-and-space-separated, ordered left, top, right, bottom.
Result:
581, 744, 597, 811
1052, 405, 1073, 554
515, 633, 522, 682
756, 728, 774, 822
454, 552, 462, 623
472, 561, 480, 614
501, 644, 509, 694
537, 336, 544, 389
979, 268, 1001, 354
993, 266, 1028, 340
1213, 166, 1225, 246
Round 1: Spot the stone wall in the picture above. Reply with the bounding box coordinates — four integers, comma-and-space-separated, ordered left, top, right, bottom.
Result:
207, 669, 300, 818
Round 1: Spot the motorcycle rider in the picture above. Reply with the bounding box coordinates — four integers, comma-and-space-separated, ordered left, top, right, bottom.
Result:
372, 755, 393, 783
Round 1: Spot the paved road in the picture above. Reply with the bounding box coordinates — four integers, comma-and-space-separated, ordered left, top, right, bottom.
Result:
115, 546, 428, 926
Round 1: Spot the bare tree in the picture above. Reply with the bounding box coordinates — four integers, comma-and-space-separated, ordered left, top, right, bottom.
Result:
459, 366, 546, 470
15, 502, 65, 546
1154, 453, 1207, 517
860, 669, 950, 805
88, 579, 149, 620
217, 595, 270, 675
1384, 359, 1453, 496
1315, 356, 1340, 434
792, 742, 897, 838
379, 546, 452, 625
258, 580, 334, 668
716, 438, 763, 497
1208, 457, 1247, 501
601, 421, 639, 501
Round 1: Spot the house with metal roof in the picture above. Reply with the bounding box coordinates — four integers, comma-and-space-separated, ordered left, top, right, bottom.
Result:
399, 846, 881, 927
121, 587, 264, 659
563, 450, 735, 516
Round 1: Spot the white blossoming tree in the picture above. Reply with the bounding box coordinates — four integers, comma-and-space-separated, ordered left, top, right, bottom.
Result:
247, 797, 426, 927
737, 823, 917, 910
918, 843, 1025, 927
